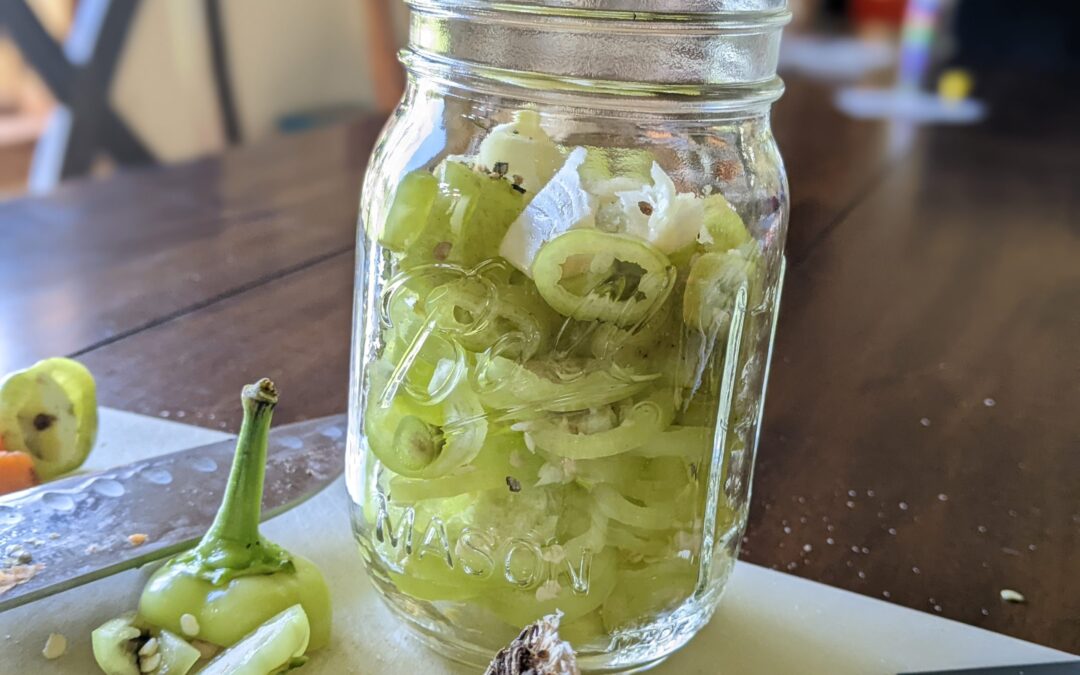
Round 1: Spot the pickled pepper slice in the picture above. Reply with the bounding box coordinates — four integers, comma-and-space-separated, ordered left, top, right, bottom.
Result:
531, 230, 675, 327
379, 170, 440, 252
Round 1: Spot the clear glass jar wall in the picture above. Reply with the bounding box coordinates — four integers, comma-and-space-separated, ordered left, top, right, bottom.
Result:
347, 1, 790, 671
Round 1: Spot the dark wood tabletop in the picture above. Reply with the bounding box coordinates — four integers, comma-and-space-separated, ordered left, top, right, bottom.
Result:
1, 72, 1077, 654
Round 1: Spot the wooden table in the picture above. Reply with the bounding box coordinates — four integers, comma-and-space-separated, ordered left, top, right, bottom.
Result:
1, 73, 1077, 654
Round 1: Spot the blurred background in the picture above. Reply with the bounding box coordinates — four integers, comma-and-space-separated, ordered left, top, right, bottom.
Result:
0, 0, 1077, 197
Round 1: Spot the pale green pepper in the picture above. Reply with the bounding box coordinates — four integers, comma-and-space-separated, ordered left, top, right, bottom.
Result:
138, 379, 332, 651
0, 357, 98, 479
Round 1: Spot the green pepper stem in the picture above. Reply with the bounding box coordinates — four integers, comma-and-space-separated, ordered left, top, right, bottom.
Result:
197, 379, 278, 555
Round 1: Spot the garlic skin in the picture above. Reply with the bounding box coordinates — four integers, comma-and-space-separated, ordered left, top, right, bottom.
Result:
477, 110, 566, 197
615, 162, 705, 254
485, 612, 580, 675
499, 147, 595, 275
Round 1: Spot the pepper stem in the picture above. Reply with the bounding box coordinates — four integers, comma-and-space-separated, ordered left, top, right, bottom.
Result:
192, 379, 281, 570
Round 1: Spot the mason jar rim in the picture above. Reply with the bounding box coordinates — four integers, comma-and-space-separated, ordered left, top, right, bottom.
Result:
400, 51, 785, 116
404, 0, 789, 102
406, 0, 792, 24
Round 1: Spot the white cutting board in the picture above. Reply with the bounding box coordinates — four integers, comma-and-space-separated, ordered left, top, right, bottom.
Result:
1, 409, 1074, 674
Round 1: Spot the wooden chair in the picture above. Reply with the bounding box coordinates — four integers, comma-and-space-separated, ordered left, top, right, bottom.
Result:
0, 0, 153, 190
0, 0, 405, 191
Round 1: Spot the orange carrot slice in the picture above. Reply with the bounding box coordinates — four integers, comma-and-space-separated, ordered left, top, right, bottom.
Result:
0, 451, 38, 495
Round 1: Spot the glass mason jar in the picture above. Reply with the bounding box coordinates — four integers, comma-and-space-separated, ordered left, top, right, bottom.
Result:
347, 1, 790, 671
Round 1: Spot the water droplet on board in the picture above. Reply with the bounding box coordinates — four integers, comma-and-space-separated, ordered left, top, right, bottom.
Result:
91, 479, 125, 498
141, 467, 173, 485
983, 398, 996, 407
192, 457, 218, 473
42, 493, 76, 513
0, 506, 23, 527
278, 436, 304, 450
319, 426, 344, 440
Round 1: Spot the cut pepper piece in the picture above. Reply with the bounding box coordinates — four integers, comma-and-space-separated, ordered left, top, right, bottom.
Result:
436, 161, 526, 267
0, 357, 97, 480
366, 383, 487, 479
682, 246, 755, 333
379, 169, 440, 252
531, 230, 675, 327
475, 356, 657, 416
527, 398, 668, 460
199, 604, 310, 675
700, 192, 751, 252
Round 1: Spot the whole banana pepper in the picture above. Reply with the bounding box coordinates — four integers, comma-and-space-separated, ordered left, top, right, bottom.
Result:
138, 379, 332, 651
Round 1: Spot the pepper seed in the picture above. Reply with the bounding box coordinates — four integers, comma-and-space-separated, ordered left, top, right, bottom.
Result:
180, 613, 200, 637
999, 589, 1026, 604
33, 414, 56, 431
138, 637, 159, 657
433, 241, 452, 261
42, 632, 67, 660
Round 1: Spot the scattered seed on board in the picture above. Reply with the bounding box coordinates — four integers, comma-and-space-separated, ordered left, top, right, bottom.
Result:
127, 533, 149, 547
180, 613, 200, 637
42, 633, 67, 660
1000, 589, 1026, 604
